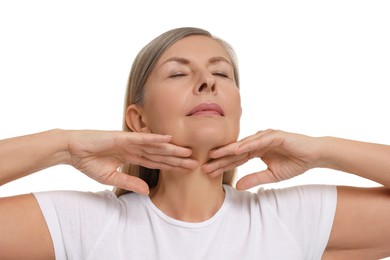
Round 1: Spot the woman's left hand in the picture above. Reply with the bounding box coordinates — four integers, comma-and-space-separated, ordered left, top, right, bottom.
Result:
202, 129, 324, 190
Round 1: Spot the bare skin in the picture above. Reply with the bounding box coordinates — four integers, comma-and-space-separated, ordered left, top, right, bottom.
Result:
125, 36, 241, 222
204, 130, 390, 258
0, 129, 198, 259
2, 35, 390, 259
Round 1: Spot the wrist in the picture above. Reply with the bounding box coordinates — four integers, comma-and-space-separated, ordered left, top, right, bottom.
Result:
315, 136, 336, 169
316, 136, 346, 171
48, 129, 72, 165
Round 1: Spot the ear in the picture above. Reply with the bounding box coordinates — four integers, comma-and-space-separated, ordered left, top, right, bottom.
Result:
125, 105, 151, 133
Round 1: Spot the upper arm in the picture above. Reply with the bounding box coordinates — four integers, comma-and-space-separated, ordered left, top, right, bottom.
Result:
324, 186, 390, 259
0, 194, 54, 260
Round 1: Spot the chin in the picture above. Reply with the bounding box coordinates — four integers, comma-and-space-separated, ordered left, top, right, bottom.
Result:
160, 120, 240, 149
174, 128, 238, 151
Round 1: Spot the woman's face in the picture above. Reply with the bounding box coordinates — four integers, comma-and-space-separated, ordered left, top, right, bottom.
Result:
138, 35, 241, 151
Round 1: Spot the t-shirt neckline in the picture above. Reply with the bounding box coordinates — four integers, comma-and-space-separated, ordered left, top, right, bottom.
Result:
142, 184, 232, 229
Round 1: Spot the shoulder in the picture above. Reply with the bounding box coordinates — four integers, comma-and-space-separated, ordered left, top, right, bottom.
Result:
259, 185, 337, 258
255, 185, 337, 221
34, 189, 119, 206
226, 184, 337, 238
257, 184, 337, 206
225, 184, 337, 210
33, 189, 140, 222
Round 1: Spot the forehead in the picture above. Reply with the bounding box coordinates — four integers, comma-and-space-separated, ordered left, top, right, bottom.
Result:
157, 35, 231, 64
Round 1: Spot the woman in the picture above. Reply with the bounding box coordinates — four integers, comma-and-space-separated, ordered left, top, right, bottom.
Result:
1, 27, 390, 259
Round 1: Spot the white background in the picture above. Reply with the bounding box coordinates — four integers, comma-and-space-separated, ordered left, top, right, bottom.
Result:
1, 1, 390, 199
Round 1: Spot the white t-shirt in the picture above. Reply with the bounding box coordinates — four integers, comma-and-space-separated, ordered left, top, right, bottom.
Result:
34, 185, 337, 260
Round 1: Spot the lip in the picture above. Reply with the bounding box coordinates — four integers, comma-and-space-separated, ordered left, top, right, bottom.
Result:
186, 103, 225, 116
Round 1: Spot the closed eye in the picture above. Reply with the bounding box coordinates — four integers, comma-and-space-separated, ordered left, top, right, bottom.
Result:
169, 73, 187, 78
213, 72, 229, 78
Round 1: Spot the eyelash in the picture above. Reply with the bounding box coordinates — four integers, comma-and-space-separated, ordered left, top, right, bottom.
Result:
169, 73, 228, 78
213, 72, 228, 78
170, 73, 186, 78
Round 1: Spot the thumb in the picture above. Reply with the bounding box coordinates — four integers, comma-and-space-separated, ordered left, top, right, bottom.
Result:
236, 169, 277, 190
103, 171, 150, 195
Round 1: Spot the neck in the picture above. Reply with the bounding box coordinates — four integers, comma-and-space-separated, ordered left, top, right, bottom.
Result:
149, 147, 225, 222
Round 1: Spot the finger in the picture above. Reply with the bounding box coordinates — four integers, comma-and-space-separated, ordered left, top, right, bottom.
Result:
202, 153, 248, 173
127, 132, 173, 145
235, 130, 282, 155
207, 156, 250, 177
135, 156, 198, 172
208, 142, 242, 159
144, 154, 199, 169
235, 169, 278, 190
102, 171, 150, 195
142, 143, 193, 157
209, 130, 275, 158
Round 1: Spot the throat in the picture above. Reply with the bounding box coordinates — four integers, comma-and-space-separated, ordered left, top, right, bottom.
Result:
149, 167, 225, 222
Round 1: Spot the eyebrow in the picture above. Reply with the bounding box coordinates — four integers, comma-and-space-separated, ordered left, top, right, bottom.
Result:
161, 57, 190, 66
160, 56, 232, 66
209, 56, 232, 66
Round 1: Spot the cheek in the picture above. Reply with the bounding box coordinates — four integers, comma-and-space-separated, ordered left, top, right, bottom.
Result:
228, 90, 242, 137
143, 91, 185, 134
229, 89, 242, 119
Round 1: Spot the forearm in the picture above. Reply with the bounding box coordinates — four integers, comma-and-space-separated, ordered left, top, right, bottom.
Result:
0, 129, 70, 185
320, 136, 390, 187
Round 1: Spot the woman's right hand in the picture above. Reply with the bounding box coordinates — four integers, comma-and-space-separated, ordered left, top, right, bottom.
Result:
67, 130, 198, 194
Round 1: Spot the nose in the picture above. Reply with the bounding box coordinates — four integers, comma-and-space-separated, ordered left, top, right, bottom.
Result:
194, 71, 216, 94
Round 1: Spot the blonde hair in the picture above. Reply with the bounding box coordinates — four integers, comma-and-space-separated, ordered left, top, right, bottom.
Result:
114, 27, 240, 196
